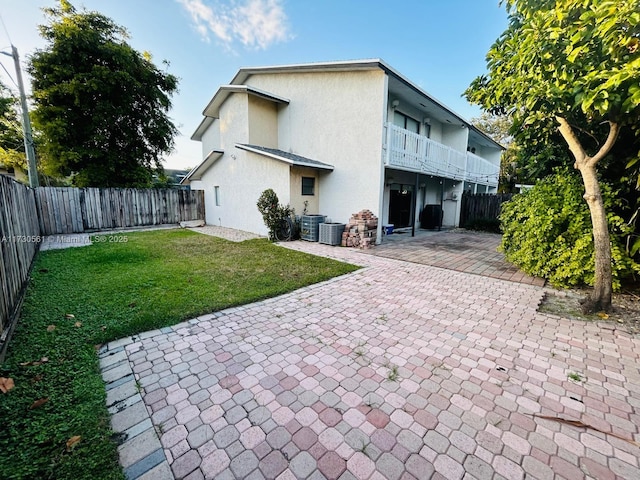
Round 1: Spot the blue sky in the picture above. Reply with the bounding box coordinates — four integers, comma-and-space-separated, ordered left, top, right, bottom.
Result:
0, 0, 509, 170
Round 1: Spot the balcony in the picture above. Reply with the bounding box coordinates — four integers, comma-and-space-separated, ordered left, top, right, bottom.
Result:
384, 123, 499, 185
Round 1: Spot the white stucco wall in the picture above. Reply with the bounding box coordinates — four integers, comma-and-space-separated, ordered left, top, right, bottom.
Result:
423, 177, 443, 205
442, 178, 464, 227
289, 166, 320, 216
197, 151, 290, 235
248, 96, 278, 148
196, 91, 287, 235
441, 124, 469, 153
429, 122, 444, 143
243, 70, 387, 225
201, 120, 221, 154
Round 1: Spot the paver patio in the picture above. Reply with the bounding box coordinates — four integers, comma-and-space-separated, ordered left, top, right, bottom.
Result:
99, 240, 640, 480
370, 230, 545, 287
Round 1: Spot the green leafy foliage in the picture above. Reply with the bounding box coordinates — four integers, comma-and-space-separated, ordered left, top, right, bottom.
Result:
500, 171, 639, 289
466, 0, 640, 310
0, 81, 27, 172
465, 0, 640, 180
467, 0, 640, 129
256, 188, 294, 241
28, 0, 178, 187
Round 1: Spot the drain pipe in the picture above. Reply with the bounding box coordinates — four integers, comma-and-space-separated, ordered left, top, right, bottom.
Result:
411, 172, 419, 237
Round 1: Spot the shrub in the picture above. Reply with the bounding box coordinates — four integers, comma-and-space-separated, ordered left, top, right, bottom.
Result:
463, 217, 501, 233
500, 170, 639, 290
257, 189, 293, 241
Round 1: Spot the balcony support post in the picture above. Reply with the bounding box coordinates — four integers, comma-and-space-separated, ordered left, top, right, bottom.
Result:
411, 172, 419, 237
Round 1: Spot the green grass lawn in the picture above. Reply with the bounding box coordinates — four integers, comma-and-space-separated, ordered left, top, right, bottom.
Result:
0, 229, 358, 479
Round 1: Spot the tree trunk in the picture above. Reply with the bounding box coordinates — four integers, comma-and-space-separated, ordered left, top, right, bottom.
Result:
556, 116, 620, 313
576, 164, 612, 312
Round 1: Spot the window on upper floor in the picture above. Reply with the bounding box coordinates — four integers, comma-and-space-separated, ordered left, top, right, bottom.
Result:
393, 111, 420, 134
302, 177, 315, 196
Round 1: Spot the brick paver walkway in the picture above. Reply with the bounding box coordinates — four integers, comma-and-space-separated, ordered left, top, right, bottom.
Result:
371, 231, 545, 287
100, 241, 639, 479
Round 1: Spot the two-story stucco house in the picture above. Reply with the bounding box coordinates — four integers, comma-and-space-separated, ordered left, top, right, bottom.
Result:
183, 59, 503, 242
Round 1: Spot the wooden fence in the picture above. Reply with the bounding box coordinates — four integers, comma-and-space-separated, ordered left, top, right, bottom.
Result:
460, 192, 514, 227
34, 187, 205, 235
0, 176, 40, 361
0, 182, 205, 360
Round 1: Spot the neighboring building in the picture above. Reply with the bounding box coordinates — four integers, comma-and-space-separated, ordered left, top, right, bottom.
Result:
183, 59, 503, 241
162, 168, 191, 189
514, 183, 534, 193
0, 163, 26, 183
0, 163, 14, 179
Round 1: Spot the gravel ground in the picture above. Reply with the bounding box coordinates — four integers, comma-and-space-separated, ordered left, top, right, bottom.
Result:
188, 225, 264, 242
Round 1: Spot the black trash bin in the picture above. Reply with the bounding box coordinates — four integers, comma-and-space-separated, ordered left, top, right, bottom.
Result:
420, 204, 443, 230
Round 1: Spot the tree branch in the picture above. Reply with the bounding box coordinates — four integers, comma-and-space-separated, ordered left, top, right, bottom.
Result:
556, 116, 587, 166
571, 123, 601, 150
589, 121, 620, 166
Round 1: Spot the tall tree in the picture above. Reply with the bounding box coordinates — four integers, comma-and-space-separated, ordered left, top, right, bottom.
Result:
0, 81, 27, 174
471, 112, 521, 192
29, 0, 178, 187
466, 0, 640, 312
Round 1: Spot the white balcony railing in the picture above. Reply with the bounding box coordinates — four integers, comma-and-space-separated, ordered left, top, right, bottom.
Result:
466, 152, 500, 184
384, 123, 499, 185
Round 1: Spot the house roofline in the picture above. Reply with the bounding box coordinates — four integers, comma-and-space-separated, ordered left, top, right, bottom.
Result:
230, 58, 384, 84
181, 149, 224, 184
191, 117, 215, 141
192, 58, 503, 150
377, 62, 504, 150
235, 144, 334, 171
231, 59, 502, 150
191, 86, 290, 141
468, 125, 506, 150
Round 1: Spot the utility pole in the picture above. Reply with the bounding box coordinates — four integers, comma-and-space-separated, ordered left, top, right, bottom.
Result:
2, 46, 38, 187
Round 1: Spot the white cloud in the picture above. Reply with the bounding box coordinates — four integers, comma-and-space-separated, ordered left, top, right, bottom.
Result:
177, 0, 292, 50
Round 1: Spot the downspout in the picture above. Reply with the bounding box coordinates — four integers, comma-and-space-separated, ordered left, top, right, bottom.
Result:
440, 179, 444, 231
411, 172, 419, 237
377, 76, 390, 245
377, 123, 390, 245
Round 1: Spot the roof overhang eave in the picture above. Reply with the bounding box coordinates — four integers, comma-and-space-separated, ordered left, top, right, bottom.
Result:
235, 144, 334, 171
180, 149, 224, 184
202, 85, 290, 118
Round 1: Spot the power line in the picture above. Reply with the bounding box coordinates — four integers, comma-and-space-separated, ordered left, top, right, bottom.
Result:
0, 59, 18, 89
0, 14, 13, 45
0, 12, 20, 87
0, 12, 18, 89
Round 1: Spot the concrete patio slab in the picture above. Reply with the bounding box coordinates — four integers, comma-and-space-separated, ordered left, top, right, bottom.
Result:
100, 241, 639, 479
370, 230, 546, 287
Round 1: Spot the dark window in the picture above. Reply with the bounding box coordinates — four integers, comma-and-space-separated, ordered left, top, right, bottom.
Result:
393, 111, 420, 133
302, 177, 315, 196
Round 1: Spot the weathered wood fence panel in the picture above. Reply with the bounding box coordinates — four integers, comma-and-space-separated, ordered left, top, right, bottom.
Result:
460, 193, 514, 227
0, 175, 40, 361
1, 182, 205, 360
34, 187, 205, 235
